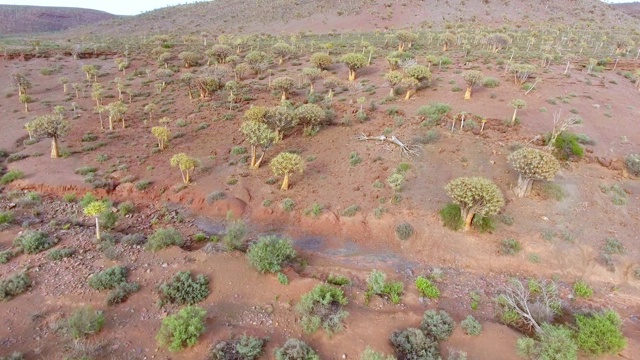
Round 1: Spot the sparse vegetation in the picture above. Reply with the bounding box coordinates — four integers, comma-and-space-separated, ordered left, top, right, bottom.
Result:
145, 228, 184, 251
247, 235, 296, 273
0, 271, 31, 301
157, 305, 207, 351
274, 338, 320, 360
297, 283, 349, 335
61, 306, 105, 339
366, 269, 404, 304
159, 271, 210, 305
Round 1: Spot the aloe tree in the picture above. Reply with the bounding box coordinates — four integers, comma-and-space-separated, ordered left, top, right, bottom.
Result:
302, 67, 322, 94
445, 177, 505, 231
510, 99, 526, 126
27, 113, 70, 158
240, 121, 277, 169
106, 101, 128, 130
152, 126, 170, 150
272, 42, 293, 65
170, 153, 200, 184
270, 152, 305, 190
341, 53, 367, 81
462, 70, 483, 100
272, 77, 295, 101
59, 77, 68, 93
84, 201, 108, 240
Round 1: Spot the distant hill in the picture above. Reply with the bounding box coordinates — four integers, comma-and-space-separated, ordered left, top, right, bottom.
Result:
0, 5, 118, 35
67, 0, 639, 38
612, 2, 640, 19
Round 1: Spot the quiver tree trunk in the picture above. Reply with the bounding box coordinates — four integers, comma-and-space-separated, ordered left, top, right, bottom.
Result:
348, 69, 356, 81
405, 89, 415, 100
281, 91, 287, 102
464, 87, 472, 100
50, 137, 59, 158
460, 207, 475, 232
514, 174, 533, 198
94, 216, 101, 240
511, 109, 518, 126
281, 173, 290, 190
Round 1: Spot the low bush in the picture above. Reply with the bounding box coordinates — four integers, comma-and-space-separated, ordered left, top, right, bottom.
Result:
88, 266, 128, 290
0, 170, 24, 185
145, 228, 184, 251
135, 179, 152, 190
366, 270, 404, 304
395, 222, 414, 240
0, 352, 24, 360
209, 335, 265, 360
576, 309, 627, 356
361, 347, 395, 360
224, 219, 246, 251
327, 274, 351, 286
157, 305, 207, 352
106, 282, 140, 306
390, 328, 440, 360
297, 284, 348, 335
0, 249, 17, 264
61, 306, 105, 339
625, 153, 640, 176
482, 77, 500, 88
572, 280, 593, 298
0, 211, 14, 225
501, 238, 521, 255
282, 198, 295, 212
121, 233, 146, 246
421, 310, 455, 341
415, 276, 440, 299
117, 201, 135, 216
206, 191, 227, 204
553, 132, 584, 160
460, 315, 482, 336
246, 235, 296, 273
416, 103, 451, 127
440, 203, 462, 230
0, 272, 31, 301
13, 231, 54, 254
47, 248, 75, 261
159, 271, 210, 305
99, 210, 118, 230
274, 338, 320, 360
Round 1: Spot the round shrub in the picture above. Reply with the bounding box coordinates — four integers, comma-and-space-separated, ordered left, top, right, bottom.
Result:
246, 235, 296, 273
210, 335, 265, 360
159, 271, 210, 305
13, 231, 54, 254
274, 338, 320, 360
297, 284, 348, 335
395, 222, 415, 241
145, 228, 184, 251
460, 315, 482, 336
421, 310, 455, 341
156, 305, 207, 352
415, 276, 440, 299
576, 310, 626, 355
390, 328, 440, 360
625, 153, 640, 176
62, 306, 105, 339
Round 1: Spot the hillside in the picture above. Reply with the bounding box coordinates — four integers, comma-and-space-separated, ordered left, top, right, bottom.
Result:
613, 2, 640, 18
0, 5, 117, 35
69, 0, 638, 38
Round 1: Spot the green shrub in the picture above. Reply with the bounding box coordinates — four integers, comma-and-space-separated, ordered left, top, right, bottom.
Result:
576, 310, 626, 356
247, 235, 296, 273
482, 77, 500, 88
13, 231, 54, 254
349, 152, 362, 166
472, 215, 495, 233
47, 248, 75, 261
0, 249, 17, 264
360, 347, 395, 360
537, 324, 577, 360
121, 233, 146, 246
460, 315, 482, 336
327, 274, 351, 286
146, 228, 184, 251
75, 166, 97, 175
61, 306, 105, 339
304, 202, 324, 217
366, 270, 404, 304
440, 203, 462, 230
624, 153, 640, 176
118, 201, 135, 216
106, 282, 140, 306
274, 338, 320, 360
88, 266, 128, 290
553, 132, 583, 159
0, 211, 14, 225
282, 198, 295, 212
603, 237, 625, 254
0, 352, 24, 360
157, 305, 207, 351
207, 191, 226, 204
297, 284, 348, 335
210, 335, 265, 360
79, 193, 98, 208
99, 210, 118, 230
0, 272, 31, 301
341, 204, 361, 217
572, 280, 593, 298
159, 271, 210, 305
416, 103, 451, 126
421, 310, 455, 341
415, 276, 440, 299
224, 219, 247, 250
501, 238, 521, 255
278, 272, 289, 285
395, 222, 414, 240
390, 328, 440, 360
0, 170, 24, 185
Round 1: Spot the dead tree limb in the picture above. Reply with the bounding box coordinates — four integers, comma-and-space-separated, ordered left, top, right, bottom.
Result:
355, 133, 421, 157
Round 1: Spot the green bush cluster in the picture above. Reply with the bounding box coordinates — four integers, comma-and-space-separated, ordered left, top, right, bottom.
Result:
157, 305, 207, 351
576, 310, 626, 356
13, 231, 54, 254
625, 153, 640, 176
61, 306, 105, 339
88, 265, 139, 306
0, 272, 31, 301
395, 222, 414, 240
366, 270, 404, 304
297, 283, 348, 335
0, 249, 17, 264
326, 274, 351, 286
145, 228, 184, 251
360, 347, 395, 360
421, 310, 455, 341
0, 170, 24, 185
224, 219, 247, 251
246, 235, 296, 273
440, 203, 463, 230
572, 280, 593, 298
274, 338, 320, 360
460, 315, 482, 336
159, 271, 210, 305
47, 248, 75, 261
209, 335, 265, 360
390, 327, 440, 360
415, 276, 440, 299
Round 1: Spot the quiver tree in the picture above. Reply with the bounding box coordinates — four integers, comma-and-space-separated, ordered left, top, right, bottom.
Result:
91, 83, 104, 107
385, 70, 403, 96
234, 62, 251, 81
310, 52, 332, 70
170, 153, 200, 184
105, 101, 128, 130
114, 77, 126, 100
155, 69, 174, 92
84, 201, 108, 240
510, 99, 526, 126
295, 103, 326, 135
194, 73, 222, 98
462, 70, 483, 100
396, 30, 417, 51
72, 83, 81, 99
264, 105, 299, 140
403, 65, 431, 100
272, 77, 295, 101
19, 94, 32, 113
341, 53, 367, 81
301, 67, 322, 94
178, 51, 200, 68
244, 106, 269, 123
208, 44, 232, 64
445, 177, 505, 231
81, 65, 99, 82
323, 76, 342, 100
151, 126, 170, 150
27, 113, 71, 158
508, 148, 560, 198
59, 77, 68, 93
114, 58, 129, 75
510, 64, 536, 85
245, 51, 269, 74
12, 73, 31, 97
386, 51, 414, 71
485, 33, 511, 52
440, 32, 457, 51
240, 120, 277, 169
179, 73, 195, 99
157, 52, 172, 68
270, 152, 305, 190
272, 42, 293, 65
144, 103, 157, 124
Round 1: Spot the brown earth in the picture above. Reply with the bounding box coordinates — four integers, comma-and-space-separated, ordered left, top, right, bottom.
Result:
0, 5, 118, 36
1, 18, 640, 360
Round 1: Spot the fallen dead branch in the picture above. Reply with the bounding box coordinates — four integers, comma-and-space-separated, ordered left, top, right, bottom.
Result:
354, 133, 421, 157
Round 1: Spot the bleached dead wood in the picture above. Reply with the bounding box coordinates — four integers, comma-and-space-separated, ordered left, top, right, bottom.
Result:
355, 133, 421, 157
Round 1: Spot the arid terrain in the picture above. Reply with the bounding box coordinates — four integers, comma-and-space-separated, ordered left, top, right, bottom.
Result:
0, 1, 639, 359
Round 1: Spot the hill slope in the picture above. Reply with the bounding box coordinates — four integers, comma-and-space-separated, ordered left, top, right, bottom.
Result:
613, 2, 640, 19
0, 5, 117, 35
70, 0, 638, 38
